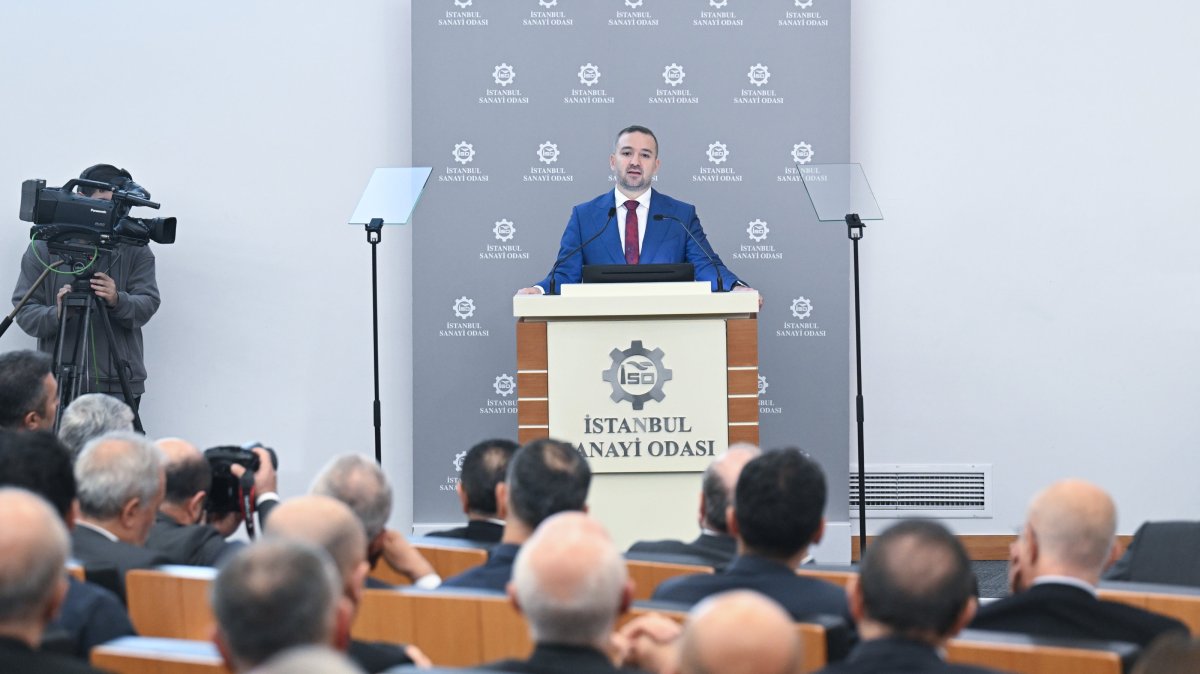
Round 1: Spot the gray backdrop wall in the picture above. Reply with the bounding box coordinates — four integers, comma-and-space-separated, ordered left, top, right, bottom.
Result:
410, 0, 852, 555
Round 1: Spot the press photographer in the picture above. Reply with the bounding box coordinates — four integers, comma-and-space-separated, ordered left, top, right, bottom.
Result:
10, 163, 172, 423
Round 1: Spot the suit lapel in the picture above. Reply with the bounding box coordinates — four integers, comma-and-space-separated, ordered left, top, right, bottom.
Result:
593, 195, 624, 264
641, 189, 671, 263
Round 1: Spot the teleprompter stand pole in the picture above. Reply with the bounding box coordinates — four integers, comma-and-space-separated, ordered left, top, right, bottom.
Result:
365, 218, 384, 465
846, 213, 868, 559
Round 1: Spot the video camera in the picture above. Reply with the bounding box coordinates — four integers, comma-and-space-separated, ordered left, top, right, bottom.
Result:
19, 175, 177, 249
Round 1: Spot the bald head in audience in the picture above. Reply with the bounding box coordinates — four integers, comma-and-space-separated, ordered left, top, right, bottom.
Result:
0, 488, 72, 647
510, 512, 631, 651
265, 495, 369, 601
1010, 478, 1119, 591
156, 438, 210, 525
212, 539, 349, 673
311, 454, 392, 564
679, 591, 801, 674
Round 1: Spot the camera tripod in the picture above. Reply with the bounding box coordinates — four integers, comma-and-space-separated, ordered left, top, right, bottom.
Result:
52, 276, 144, 433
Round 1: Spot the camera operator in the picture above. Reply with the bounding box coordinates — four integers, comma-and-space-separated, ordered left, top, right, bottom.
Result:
146, 438, 278, 566
10, 164, 161, 409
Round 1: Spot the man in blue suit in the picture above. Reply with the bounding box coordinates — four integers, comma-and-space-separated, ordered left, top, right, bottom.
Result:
519, 126, 757, 299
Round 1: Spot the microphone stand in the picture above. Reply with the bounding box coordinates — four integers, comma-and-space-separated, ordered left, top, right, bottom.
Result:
652, 213, 725, 291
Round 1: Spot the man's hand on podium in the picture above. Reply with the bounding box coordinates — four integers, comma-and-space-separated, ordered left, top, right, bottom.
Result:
732, 285, 763, 309
516, 287, 544, 295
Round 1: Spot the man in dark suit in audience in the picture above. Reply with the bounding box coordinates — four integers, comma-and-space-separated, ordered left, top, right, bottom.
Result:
71, 431, 170, 599
0, 349, 58, 432
1104, 520, 1200, 587
212, 538, 353, 673
311, 453, 441, 589
266, 495, 429, 673
970, 479, 1188, 647
627, 443, 759, 569
818, 520, 1001, 674
652, 448, 849, 622
441, 438, 591, 592
0, 430, 135, 661
0, 487, 110, 673
483, 512, 640, 674
145, 437, 242, 566
427, 438, 517, 543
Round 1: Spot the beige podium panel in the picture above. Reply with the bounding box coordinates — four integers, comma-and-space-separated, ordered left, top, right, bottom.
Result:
514, 283, 758, 548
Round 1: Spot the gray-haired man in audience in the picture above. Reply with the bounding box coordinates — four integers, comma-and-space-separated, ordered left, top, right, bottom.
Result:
56, 393, 134, 456
266, 495, 429, 673
0, 487, 109, 673
628, 443, 760, 569
482, 511, 636, 674
212, 538, 354, 673
311, 454, 440, 588
71, 431, 169, 598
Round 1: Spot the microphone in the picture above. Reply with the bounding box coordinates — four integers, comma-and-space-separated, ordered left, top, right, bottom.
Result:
548, 207, 617, 295
653, 213, 725, 292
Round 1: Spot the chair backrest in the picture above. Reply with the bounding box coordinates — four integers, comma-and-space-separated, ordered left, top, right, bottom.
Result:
90, 636, 228, 674
125, 566, 217, 640
794, 566, 857, 589
355, 588, 532, 666
66, 562, 86, 582
1098, 580, 1200, 634
625, 559, 712, 600
369, 537, 491, 586
948, 629, 1140, 674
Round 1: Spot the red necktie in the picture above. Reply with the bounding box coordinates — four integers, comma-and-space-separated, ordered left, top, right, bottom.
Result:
624, 199, 640, 265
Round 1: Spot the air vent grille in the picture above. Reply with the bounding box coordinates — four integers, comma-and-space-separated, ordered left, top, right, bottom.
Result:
849, 464, 991, 518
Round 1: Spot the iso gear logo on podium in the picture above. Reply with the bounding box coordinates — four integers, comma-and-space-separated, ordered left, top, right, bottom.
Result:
603, 340, 673, 410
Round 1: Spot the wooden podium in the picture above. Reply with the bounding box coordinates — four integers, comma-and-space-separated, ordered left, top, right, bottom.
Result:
513, 282, 758, 548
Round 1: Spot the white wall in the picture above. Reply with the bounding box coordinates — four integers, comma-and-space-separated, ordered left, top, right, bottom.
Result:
0, 1, 416, 529
851, 1, 1200, 534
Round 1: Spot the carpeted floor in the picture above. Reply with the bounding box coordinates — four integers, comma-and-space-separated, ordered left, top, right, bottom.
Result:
972, 560, 1009, 599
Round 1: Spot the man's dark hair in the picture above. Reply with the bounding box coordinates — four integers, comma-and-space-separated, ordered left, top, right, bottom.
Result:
734, 448, 826, 558
0, 350, 53, 429
164, 453, 211, 505
859, 520, 976, 639
615, 125, 659, 156
461, 438, 518, 516
78, 164, 132, 196
0, 430, 76, 520
506, 438, 590, 529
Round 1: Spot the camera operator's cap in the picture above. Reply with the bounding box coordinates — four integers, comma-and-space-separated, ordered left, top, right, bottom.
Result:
78, 164, 133, 191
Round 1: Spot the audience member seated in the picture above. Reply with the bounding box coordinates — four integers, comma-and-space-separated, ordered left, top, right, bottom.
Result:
145, 437, 243, 566
57, 393, 134, 456
311, 453, 440, 588
817, 520, 1001, 674
0, 430, 135, 660
212, 538, 353, 673
1104, 520, 1200, 587
970, 479, 1188, 647
441, 438, 591, 592
652, 448, 849, 622
72, 431, 170, 599
616, 590, 802, 674
427, 438, 517, 543
481, 511, 637, 674
627, 443, 760, 569
0, 487, 110, 673
0, 349, 57, 432
266, 495, 430, 673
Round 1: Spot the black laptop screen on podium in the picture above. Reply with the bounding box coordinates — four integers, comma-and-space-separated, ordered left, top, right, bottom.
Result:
581, 263, 694, 284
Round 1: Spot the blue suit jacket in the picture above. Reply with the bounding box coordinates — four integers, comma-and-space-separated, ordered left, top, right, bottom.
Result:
536, 190, 742, 293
